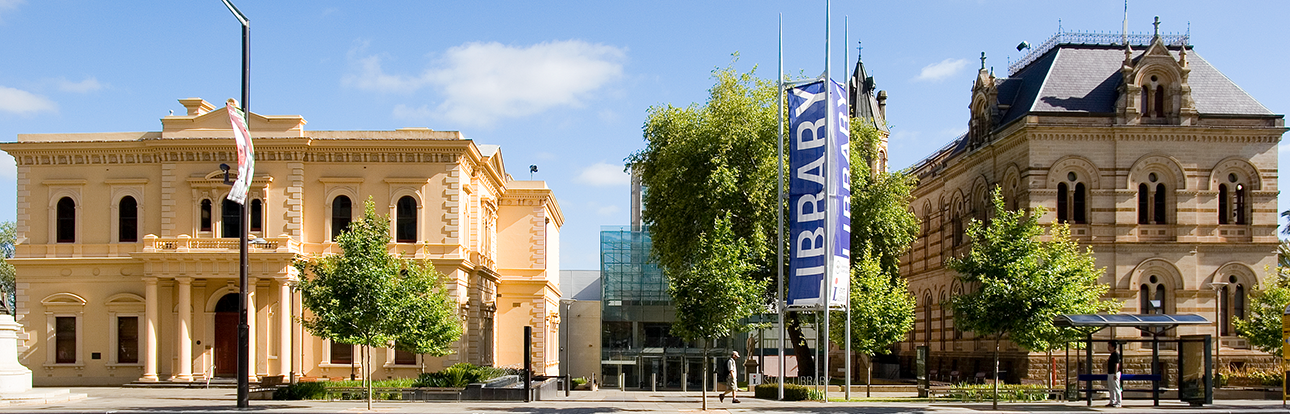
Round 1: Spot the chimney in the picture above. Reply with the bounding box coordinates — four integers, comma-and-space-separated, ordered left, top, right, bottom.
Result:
877, 90, 888, 121
177, 98, 215, 116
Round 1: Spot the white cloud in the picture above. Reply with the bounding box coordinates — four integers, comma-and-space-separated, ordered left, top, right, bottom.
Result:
346, 40, 626, 127
1279, 142, 1290, 154
575, 161, 630, 187
595, 204, 620, 216
0, 86, 56, 115
55, 77, 103, 93
0, 0, 22, 22
914, 58, 968, 82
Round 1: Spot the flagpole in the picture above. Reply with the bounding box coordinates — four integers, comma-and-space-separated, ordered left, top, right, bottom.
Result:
843, 14, 852, 403
776, 12, 786, 402
822, 0, 831, 403
220, 0, 251, 409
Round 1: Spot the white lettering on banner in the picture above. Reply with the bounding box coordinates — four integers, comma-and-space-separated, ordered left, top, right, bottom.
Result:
796, 228, 825, 258
796, 156, 826, 186
795, 265, 825, 277
790, 88, 826, 117
796, 192, 825, 222
796, 118, 827, 149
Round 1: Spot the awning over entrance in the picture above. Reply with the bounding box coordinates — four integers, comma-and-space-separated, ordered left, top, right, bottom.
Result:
1053, 313, 1209, 329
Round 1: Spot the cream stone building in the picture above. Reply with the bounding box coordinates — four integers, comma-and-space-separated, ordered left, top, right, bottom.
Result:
899, 27, 1284, 382
0, 98, 564, 386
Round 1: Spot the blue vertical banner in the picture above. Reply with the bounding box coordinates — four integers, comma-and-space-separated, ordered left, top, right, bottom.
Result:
787, 79, 850, 308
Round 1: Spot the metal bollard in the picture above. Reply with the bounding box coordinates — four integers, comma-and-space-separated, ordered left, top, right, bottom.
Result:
683, 372, 688, 392
652, 373, 657, 392
713, 372, 718, 392
619, 372, 625, 392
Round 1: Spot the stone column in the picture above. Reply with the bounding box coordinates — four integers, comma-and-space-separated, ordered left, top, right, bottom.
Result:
0, 315, 31, 393
277, 280, 291, 379
247, 277, 257, 381
174, 277, 193, 382
140, 277, 159, 382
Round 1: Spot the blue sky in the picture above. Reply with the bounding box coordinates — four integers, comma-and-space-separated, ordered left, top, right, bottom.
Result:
1, 0, 1287, 271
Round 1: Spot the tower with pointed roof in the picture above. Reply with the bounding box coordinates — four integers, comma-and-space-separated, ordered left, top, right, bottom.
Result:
848, 44, 890, 174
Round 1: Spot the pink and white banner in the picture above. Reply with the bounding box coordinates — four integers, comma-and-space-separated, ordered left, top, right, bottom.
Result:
226, 102, 254, 205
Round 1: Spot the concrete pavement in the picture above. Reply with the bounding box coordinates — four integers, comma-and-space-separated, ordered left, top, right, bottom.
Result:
0, 387, 1286, 413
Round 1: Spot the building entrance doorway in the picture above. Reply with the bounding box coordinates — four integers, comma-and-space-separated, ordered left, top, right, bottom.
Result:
214, 293, 239, 377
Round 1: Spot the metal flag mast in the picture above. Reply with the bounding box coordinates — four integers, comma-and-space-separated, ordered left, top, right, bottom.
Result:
219, 0, 251, 408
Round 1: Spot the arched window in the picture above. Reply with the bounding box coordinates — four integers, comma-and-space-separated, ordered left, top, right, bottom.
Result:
1153, 86, 1165, 118
119, 196, 138, 243
56, 197, 75, 243
1219, 285, 1230, 336
1137, 184, 1149, 224
1153, 184, 1167, 224
1218, 184, 1229, 224
1073, 183, 1086, 224
1057, 183, 1069, 223
250, 199, 263, 233
1234, 184, 1247, 225
923, 300, 932, 345
1235, 284, 1246, 323
331, 196, 352, 241
200, 199, 213, 232
396, 196, 417, 243
938, 294, 947, 349
221, 199, 240, 238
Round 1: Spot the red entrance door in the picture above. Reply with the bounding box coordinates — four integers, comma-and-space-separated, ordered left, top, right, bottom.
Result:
214, 294, 238, 377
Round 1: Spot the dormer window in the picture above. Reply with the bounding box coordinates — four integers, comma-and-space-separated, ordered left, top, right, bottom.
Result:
1141, 75, 1167, 119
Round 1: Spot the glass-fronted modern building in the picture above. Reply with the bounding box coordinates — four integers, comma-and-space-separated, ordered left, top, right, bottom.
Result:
599, 225, 736, 389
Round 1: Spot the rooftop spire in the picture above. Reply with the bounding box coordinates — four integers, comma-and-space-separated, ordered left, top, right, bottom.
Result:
1153, 16, 1160, 38
980, 51, 987, 70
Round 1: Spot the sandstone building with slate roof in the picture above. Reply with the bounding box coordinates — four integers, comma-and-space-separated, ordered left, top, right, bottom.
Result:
0, 98, 564, 385
898, 24, 1284, 382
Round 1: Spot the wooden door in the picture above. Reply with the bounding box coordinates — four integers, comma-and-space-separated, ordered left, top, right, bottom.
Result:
214, 312, 237, 376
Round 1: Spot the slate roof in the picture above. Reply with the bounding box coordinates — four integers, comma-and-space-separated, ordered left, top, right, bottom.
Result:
1001, 44, 1273, 124
909, 42, 1276, 176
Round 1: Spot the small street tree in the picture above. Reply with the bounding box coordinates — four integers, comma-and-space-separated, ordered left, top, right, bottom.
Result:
1234, 241, 1290, 360
666, 215, 766, 410
831, 249, 915, 396
295, 199, 463, 409
949, 189, 1116, 409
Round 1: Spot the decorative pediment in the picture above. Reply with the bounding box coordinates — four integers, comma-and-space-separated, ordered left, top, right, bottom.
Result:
1116, 17, 1197, 126
966, 52, 999, 149
161, 98, 307, 139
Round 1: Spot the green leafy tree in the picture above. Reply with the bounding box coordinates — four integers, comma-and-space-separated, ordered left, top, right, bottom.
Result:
1234, 243, 1290, 359
949, 189, 1117, 409
0, 221, 15, 315
831, 249, 915, 396
295, 199, 463, 409
666, 215, 767, 410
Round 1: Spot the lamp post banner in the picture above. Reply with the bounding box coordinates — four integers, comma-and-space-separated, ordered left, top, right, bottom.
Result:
226, 103, 254, 205
786, 79, 850, 308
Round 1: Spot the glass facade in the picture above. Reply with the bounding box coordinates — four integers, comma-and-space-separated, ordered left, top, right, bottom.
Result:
600, 225, 732, 389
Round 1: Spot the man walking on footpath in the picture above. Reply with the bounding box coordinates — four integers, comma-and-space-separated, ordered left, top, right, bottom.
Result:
1107, 341, 1122, 407
719, 351, 740, 403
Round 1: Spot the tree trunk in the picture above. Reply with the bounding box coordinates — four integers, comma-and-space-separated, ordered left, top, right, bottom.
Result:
366, 345, 372, 411
701, 342, 708, 411
865, 354, 873, 398
993, 336, 1000, 410
786, 313, 815, 378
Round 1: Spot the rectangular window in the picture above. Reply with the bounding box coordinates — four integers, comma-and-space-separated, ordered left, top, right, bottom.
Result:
330, 342, 352, 364
55, 316, 76, 364
394, 343, 416, 365
117, 316, 139, 364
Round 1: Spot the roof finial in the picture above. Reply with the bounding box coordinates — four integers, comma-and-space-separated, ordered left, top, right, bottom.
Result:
980, 51, 987, 70
857, 40, 863, 60
1153, 16, 1160, 38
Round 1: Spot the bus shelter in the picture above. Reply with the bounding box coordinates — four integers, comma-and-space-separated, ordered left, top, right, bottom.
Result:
1053, 314, 1212, 407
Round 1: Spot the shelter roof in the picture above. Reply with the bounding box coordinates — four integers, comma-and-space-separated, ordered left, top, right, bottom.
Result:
1053, 313, 1209, 329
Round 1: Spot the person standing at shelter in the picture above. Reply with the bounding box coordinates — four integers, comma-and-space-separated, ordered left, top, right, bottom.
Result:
1107, 341, 1122, 407
718, 351, 740, 403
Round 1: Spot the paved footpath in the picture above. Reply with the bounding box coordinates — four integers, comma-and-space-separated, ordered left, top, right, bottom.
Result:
0, 387, 1287, 413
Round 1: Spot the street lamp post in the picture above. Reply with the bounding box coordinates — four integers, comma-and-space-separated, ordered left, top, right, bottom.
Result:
219, 0, 250, 409
1208, 282, 1229, 381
